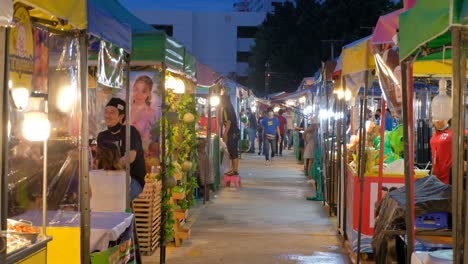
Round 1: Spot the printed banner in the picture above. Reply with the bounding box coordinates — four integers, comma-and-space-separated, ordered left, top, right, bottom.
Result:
116, 71, 162, 160
9, 6, 33, 94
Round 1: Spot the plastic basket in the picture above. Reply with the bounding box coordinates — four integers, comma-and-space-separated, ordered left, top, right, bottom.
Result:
415, 212, 449, 229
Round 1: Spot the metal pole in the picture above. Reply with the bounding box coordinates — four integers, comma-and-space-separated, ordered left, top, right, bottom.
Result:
0, 27, 8, 232
205, 87, 212, 204
125, 59, 131, 209
460, 28, 468, 264
377, 99, 386, 202
159, 64, 167, 264
401, 61, 415, 263
336, 97, 343, 223
0, 27, 8, 264
78, 31, 90, 264
451, 26, 464, 264
356, 71, 369, 264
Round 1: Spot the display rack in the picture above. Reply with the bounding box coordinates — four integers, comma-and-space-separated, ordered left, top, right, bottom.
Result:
170, 190, 191, 247
133, 179, 162, 255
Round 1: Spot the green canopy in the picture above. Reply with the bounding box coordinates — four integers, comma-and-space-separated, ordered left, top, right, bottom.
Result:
399, 0, 468, 61
184, 52, 197, 80
90, 0, 194, 75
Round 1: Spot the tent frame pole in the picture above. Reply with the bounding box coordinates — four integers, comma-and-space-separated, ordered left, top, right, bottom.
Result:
356, 70, 369, 264
451, 25, 465, 264
401, 60, 416, 264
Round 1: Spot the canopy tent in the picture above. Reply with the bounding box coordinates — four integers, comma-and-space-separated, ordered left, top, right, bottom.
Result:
398, 1, 468, 262
196, 62, 222, 88
90, 0, 191, 76
372, 9, 403, 45
399, 0, 468, 62
19, 0, 87, 29
87, 0, 132, 53
341, 36, 375, 99
0, 0, 13, 26
271, 88, 312, 102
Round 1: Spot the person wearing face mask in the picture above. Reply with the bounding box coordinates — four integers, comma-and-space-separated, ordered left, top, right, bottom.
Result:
261, 107, 281, 164
97, 98, 147, 201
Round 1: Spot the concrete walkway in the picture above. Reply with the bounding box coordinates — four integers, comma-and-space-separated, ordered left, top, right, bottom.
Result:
144, 150, 351, 263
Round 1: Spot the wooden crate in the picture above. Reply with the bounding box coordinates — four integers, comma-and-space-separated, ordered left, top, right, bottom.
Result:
132, 178, 162, 256
169, 191, 191, 247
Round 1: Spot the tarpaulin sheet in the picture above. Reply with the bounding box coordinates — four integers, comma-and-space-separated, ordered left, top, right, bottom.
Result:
87, 0, 132, 53
372, 175, 451, 262
0, 0, 13, 26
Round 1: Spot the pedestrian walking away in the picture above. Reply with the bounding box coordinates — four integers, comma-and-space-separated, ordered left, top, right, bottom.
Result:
261, 107, 281, 164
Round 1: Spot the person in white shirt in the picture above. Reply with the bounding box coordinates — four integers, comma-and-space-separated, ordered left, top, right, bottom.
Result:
90, 142, 127, 212
285, 109, 295, 150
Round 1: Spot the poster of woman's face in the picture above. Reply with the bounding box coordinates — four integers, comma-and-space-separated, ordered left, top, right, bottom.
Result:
116, 71, 161, 158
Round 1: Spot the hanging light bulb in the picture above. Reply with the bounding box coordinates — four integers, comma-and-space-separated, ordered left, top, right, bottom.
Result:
22, 97, 50, 141
23, 111, 50, 141
174, 79, 186, 94
431, 78, 452, 120
210, 95, 220, 107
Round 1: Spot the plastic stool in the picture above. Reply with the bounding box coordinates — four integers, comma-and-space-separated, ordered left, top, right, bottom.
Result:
223, 174, 241, 188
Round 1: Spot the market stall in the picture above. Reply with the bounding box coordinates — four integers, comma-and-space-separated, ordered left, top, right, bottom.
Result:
0, 1, 89, 263
0, 1, 153, 263
195, 62, 222, 194
397, 0, 468, 262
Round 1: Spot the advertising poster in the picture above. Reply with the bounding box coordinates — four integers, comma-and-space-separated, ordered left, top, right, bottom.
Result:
33, 27, 48, 93
117, 71, 162, 160
8, 6, 33, 96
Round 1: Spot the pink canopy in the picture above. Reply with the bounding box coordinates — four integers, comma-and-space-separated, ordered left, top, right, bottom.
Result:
404, 0, 415, 10
372, 9, 403, 45
196, 62, 222, 87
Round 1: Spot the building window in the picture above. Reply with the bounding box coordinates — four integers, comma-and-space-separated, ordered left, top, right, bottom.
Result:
236, 51, 252, 63
237, 26, 258, 38
152, 25, 173, 36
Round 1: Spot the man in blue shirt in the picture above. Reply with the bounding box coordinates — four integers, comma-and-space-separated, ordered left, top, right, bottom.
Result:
261, 107, 281, 164
384, 108, 395, 131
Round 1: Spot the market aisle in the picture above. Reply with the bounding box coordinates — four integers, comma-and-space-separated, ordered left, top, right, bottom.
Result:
144, 150, 350, 264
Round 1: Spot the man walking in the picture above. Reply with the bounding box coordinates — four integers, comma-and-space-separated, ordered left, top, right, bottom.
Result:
276, 109, 287, 156
261, 107, 281, 164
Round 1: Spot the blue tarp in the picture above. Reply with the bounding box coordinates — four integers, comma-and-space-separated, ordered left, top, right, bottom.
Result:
87, 0, 132, 53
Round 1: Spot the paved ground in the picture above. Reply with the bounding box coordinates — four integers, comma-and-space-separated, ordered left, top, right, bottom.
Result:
143, 150, 351, 264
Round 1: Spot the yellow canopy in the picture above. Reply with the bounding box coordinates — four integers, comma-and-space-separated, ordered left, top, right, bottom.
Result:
342, 36, 375, 76
413, 60, 468, 77
17, 0, 86, 30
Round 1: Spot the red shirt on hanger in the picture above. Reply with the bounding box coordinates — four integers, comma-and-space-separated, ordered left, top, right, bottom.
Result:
430, 128, 452, 184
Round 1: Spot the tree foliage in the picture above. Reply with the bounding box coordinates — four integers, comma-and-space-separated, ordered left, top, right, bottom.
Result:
248, 0, 402, 96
